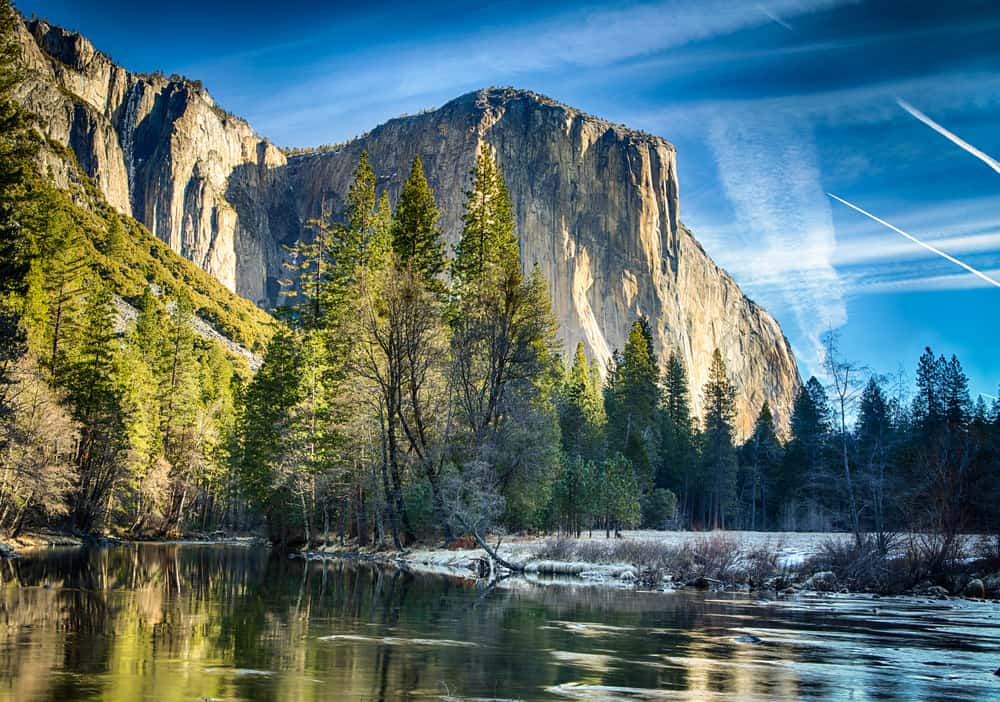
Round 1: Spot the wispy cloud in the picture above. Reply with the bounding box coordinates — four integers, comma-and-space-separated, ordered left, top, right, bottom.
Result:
855, 267, 1000, 294
707, 116, 846, 365
897, 98, 1000, 175
637, 71, 1000, 140
241, 0, 855, 144
828, 194, 1000, 289
832, 230, 1000, 267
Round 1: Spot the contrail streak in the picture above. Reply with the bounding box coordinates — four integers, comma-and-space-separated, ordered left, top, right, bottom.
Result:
981, 393, 998, 401
757, 5, 795, 31
897, 99, 1000, 175
827, 194, 1000, 289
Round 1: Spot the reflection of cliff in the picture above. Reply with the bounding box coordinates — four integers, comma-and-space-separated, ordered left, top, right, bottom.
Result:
15, 19, 800, 433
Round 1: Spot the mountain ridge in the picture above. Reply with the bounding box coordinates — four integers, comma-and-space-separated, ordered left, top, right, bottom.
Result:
13, 15, 800, 435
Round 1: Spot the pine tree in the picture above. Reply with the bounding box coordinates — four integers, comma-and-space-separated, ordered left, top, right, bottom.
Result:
452, 144, 519, 286
66, 279, 126, 531
942, 355, 970, 429
448, 147, 562, 538
738, 402, 782, 530
279, 219, 331, 330
236, 327, 303, 514
391, 155, 446, 291
596, 453, 641, 537
700, 349, 737, 529
35, 211, 88, 384
158, 298, 203, 532
658, 350, 696, 517
777, 376, 831, 528
914, 346, 945, 431
115, 316, 163, 532
0, 0, 41, 416
604, 318, 659, 488
554, 454, 596, 536
559, 342, 605, 460
323, 150, 389, 317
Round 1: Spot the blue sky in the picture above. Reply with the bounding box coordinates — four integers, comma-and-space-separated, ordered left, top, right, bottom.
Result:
18, 0, 1000, 402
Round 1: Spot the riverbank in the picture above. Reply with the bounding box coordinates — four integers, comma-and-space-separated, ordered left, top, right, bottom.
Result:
0, 529, 265, 558
304, 531, 1000, 601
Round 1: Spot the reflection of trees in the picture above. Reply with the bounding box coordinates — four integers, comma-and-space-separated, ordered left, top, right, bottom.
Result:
0, 546, 838, 701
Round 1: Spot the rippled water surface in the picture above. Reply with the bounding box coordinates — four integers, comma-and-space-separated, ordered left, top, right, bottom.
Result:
1, 544, 998, 701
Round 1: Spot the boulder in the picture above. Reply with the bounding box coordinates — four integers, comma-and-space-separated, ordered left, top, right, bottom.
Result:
923, 585, 950, 600
803, 571, 838, 592
964, 578, 985, 598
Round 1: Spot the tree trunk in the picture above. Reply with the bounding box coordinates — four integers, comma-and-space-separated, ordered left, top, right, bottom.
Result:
356, 477, 370, 547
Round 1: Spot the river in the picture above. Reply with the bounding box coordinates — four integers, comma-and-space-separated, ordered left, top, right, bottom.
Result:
0, 544, 997, 700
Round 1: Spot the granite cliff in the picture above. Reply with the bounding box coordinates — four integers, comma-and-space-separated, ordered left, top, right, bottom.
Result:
14, 18, 799, 434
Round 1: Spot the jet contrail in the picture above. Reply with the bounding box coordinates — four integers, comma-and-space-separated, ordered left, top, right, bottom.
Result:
981, 393, 998, 401
897, 99, 1000, 175
827, 193, 1000, 289
757, 5, 795, 31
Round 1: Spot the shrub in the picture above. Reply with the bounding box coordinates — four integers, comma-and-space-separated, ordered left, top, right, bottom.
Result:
741, 539, 784, 587
535, 537, 576, 561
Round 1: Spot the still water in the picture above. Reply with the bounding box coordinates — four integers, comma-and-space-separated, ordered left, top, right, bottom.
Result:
1, 544, 998, 701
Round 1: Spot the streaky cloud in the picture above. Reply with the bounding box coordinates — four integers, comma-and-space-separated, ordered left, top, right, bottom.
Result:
828, 194, 1000, 289
897, 98, 1000, 175
756, 4, 796, 31
708, 117, 846, 370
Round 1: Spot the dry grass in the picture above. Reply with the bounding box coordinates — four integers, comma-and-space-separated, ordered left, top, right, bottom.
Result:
534, 534, 779, 588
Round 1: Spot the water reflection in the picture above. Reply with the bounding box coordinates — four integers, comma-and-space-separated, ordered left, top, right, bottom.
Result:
0, 545, 997, 701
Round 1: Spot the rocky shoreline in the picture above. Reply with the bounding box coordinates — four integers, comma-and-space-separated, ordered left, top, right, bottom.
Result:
300, 535, 1000, 602
6, 529, 998, 603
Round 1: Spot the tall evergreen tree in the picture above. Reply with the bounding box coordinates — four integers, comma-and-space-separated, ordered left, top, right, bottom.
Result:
604, 318, 659, 487
391, 155, 446, 291
777, 376, 831, 529
738, 402, 782, 530
323, 150, 390, 319
235, 326, 304, 543
700, 349, 738, 529
449, 146, 562, 534
452, 144, 519, 286
66, 280, 126, 531
913, 346, 945, 431
0, 0, 40, 421
278, 217, 332, 330
658, 350, 696, 517
558, 342, 604, 460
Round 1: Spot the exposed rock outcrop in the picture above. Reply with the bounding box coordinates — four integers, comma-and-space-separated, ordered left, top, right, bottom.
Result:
15, 19, 285, 304
14, 20, 800, 433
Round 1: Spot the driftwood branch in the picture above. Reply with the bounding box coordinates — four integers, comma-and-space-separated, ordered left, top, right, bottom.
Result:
457, 515, 524, 573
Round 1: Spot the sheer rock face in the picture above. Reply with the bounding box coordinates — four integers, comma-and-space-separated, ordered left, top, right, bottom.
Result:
15, 23, 800, 434
16, 19, 285, 303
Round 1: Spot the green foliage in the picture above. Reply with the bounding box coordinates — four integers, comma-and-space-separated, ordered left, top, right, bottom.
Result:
658, 351, 696, 513
235, 326, 304, 510
391, 155, 446, 293
642, 488, 678, 528
737, 402, 782, 529
452, 144, 519, 286
604, 318, 660, 487
558, 342, 605, 461
0, 0, 40, 423
596, 453, 641, 534
700, 349, 738, 529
